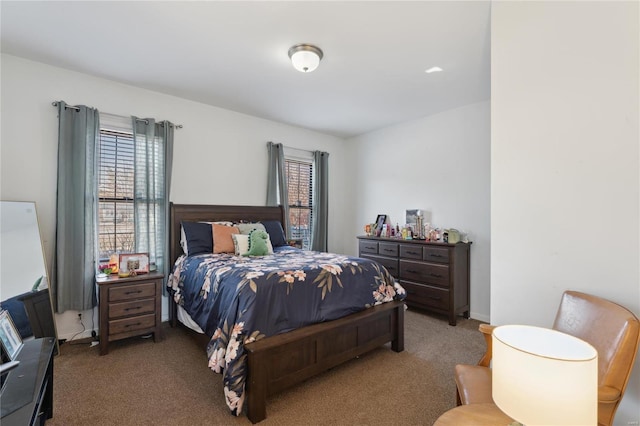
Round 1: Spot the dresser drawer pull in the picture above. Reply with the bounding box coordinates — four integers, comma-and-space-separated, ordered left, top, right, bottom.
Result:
125, 290, 143, 295
383, 248, 394, 252
406, 269, 418, 274
125, 322, 142, 328
427, 295, 442, 300
430, 273, 443, 278
124, 306, 142, 312
406, 250, 419, 255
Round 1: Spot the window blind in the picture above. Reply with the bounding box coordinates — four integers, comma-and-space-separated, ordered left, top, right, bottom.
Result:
286, 159, 313, 249
97, 129, 135, 259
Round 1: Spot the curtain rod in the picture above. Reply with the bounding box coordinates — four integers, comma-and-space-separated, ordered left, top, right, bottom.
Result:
282, 144, 313, 155
51, 101, 183, 128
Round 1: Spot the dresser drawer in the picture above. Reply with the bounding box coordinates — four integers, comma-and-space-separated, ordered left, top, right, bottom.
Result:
109, 298, 155, 319
400, 260, 450, 288
400, 244, 422, 260
378, 242, 398, 257
401, 281, 449, 311
423, 246, 450, 263
362, 255, 399, 278
108, 313, 156, 336
109, 282, 156, 302
359, 240, 378, 254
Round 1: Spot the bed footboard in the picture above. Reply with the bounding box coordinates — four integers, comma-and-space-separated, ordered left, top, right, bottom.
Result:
244, 300, 405, 423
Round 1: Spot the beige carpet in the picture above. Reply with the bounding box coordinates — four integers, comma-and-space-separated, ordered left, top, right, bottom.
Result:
48, 308, 485, 425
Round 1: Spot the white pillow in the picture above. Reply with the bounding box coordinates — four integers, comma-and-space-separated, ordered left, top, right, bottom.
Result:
180, 226, 188, 255
232, 233, 274, 256
232, 233, 250, 256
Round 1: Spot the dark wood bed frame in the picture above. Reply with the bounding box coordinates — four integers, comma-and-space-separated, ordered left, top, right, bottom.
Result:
169, 203, 405, 423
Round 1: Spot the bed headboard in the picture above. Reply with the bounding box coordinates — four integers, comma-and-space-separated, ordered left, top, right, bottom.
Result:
169, 203, 286, 266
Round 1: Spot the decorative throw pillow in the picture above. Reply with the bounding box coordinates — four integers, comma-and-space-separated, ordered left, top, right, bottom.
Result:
236, 222, 267, 235
212, 224, 239, 254
232, 233, 250, 256
181, 221, 213, 256
232, 233, 274, 256
261, 220, 287, 247
245, 229, 270, 256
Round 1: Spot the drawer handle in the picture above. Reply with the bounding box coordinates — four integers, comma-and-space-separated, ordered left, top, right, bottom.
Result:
407, 251, 419, 255
406, 269, 418, 274
427, 295, 442, 300
430, 273, 443, 278
383, 248, 394, 252
430, 254, 445, 258
124, 306, 142, 311
125, 290, 143, 295
125, 323, 142, 328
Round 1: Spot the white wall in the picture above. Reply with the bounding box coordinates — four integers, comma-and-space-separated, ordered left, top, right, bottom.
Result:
491, 2, 639, 423
0, 54, 348, 340
346, 101, 491, 321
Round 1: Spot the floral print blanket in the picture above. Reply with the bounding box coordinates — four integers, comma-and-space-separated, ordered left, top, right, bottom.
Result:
167, 246, 405, 416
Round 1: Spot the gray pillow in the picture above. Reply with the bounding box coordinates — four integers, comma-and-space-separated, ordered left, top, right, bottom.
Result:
236, 222, 267, 235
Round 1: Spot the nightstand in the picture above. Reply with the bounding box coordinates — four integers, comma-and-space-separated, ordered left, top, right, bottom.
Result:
97, 272, 163, 355
287, 239, 303, 249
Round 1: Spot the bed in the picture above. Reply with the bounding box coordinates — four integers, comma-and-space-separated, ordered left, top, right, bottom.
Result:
167, 203, 406, 423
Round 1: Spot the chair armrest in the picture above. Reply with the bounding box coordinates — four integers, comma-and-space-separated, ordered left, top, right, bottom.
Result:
598, 385, 621, 403
477, 324, 496, 367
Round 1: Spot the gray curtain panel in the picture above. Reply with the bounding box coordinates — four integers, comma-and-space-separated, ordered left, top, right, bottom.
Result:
54, 101, 100, 313
132, 118, 174, 283
311, 151, 329, 252
266, 141, 290, 237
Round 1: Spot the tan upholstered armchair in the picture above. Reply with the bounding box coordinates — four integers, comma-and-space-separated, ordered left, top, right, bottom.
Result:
454, 291, 640, 426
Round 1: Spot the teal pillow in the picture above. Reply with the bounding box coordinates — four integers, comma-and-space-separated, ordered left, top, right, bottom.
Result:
245, 229, 270, 256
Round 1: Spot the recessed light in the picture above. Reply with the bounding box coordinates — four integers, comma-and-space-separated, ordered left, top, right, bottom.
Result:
425, 66, 443, 74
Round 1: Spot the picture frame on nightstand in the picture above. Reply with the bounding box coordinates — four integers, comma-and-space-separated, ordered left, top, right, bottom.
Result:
119, 253, 149, 274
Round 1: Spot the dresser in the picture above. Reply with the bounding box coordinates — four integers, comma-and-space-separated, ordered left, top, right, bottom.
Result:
1, 338, 55, 426
97, 272, 163, 355
358, 236, 470, 325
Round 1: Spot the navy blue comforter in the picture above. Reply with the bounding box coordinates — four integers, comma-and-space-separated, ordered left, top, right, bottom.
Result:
167, 246, 405, 416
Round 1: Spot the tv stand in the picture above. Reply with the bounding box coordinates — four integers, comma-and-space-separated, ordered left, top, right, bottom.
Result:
1, 338, 55, 425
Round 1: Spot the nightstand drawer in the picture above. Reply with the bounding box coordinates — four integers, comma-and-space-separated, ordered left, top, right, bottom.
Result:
400, 260, 449, 287
109, 282, 156, 302
109, 299, 155, 319
108, 313, 155, 336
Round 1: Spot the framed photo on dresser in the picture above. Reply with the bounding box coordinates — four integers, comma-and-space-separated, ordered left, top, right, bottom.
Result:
374, 214, 387, 232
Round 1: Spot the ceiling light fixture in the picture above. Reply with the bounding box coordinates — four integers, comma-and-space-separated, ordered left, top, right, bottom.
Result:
288, 44, 323, 73
425, 66, 443, 74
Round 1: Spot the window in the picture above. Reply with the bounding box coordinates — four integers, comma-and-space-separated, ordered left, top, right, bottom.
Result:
97, 129, 135, 260
285, 158, 313, 250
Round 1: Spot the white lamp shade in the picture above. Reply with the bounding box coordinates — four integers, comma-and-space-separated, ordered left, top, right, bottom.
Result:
290, 50, 320, 73
492, 325, 598, 426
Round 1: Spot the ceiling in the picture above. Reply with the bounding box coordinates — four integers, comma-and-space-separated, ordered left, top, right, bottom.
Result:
0, 1, 491, 138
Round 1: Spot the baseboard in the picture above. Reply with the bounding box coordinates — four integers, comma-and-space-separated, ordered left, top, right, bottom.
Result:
58, 329, 97, 342
470, 311, 490, 323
